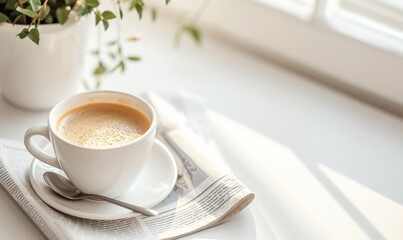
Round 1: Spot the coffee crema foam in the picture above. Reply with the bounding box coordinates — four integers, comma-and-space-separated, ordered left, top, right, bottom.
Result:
56, 103, 150, 148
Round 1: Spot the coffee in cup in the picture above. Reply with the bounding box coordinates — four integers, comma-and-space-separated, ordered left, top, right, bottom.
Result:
24, 91, 158, 198
56, 102, 150, 148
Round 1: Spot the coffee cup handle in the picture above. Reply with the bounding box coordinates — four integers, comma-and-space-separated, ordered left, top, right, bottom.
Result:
24, 126, 61, 169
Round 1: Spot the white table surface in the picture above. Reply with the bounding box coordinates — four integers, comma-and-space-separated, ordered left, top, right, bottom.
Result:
1, 12, 403, 240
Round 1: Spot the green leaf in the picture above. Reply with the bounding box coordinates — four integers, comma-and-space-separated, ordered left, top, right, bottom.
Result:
5, 0, 18, 10
165, 0, 170, 4
182, 25, 201, 44
95, 13, 101, 26
16, 6, 37, 18
150, 7, 157, 21
17, 28, 30, 39
94, 62, 106, 75
111, 61, 125, 72
119, 61, 125, 71
65, 0, 75, 5
39, 5, 50, 20
44, 14, 53, 24
0, 0, 7, 4
94, 11, 102, 26
77, 5, 91, 15
28, 28, 40, 45
102, 10, 115, 20
29, 0, 41, 12
56, 8, 70, 24
127, 56, 141, 61
102, 19, 109, 30
135, 2, 143, 19
119, 7, 123, 18
129, 0, 144, 19
0, 13, 10, 23
84, 0, 99, 7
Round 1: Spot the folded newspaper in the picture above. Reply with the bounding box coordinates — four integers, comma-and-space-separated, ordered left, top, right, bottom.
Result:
0, 91, 254, 239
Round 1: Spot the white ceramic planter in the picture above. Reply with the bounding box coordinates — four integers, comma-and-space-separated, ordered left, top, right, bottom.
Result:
0, 14, 89, 111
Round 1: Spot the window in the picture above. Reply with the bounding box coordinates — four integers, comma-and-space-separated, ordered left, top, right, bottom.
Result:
324, 0, 403, 55
257, 0, 315, 20
156, 0, 403, 111
260, 0, 403, 56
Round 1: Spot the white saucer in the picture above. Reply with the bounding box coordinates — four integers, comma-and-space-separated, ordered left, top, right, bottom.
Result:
29, 140, 177, 220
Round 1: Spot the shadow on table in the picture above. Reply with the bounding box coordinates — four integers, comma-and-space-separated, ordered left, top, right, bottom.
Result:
208, 111, 398, 239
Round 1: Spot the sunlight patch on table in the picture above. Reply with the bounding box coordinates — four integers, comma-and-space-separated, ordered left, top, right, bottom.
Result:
207, 110, 370, 239
318, 164, 403, 240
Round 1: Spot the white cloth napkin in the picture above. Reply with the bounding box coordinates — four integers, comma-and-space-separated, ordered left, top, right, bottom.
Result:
143, 90, 230, 181
144, 90, 211, 138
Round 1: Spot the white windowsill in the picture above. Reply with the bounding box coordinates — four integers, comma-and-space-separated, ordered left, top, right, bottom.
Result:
152, 0, 403, 116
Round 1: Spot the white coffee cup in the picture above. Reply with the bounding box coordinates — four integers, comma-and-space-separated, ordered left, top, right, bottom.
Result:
24, 90, 157, 198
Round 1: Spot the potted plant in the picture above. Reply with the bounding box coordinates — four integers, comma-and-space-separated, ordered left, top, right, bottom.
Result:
0, 0, 202, 110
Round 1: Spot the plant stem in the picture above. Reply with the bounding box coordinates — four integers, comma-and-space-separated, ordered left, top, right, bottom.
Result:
113, 1, 125, 71
27, 0, 49, 30
117, 0, 122, 19
17, 0, 26, 24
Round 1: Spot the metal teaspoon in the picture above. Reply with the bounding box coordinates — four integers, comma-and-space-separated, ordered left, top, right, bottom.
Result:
43, 172, 158, 216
